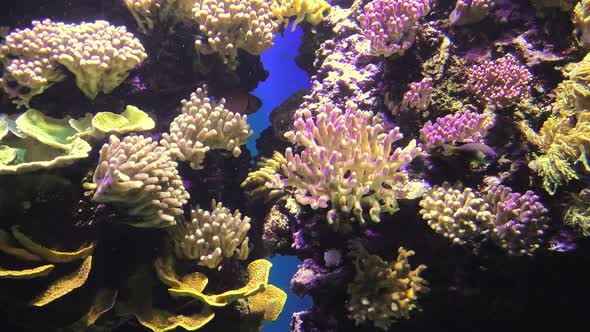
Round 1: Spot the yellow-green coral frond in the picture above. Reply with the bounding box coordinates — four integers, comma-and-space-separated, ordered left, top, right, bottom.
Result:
31, 255, 93, 306
11, 225, 95, 263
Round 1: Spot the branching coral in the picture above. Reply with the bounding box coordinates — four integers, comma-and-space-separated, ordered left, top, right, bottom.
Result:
84, 135, 189, 228
169, 200, 251, 269
270, 102, 422, 224
192, 0, 278, 67
161, 85, 253, 170
346, 241, 428, 330
357, 0, 431, 57
420, 110, 495, 149
449, 0, 494, 26
0, 19, 146, 106
466, 54, 533, 110
123, 0, 194, 34
271, 0, 331, 31
419, 182, 493, 245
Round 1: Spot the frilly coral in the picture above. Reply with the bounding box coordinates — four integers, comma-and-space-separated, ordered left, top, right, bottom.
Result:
419, 182, 493, 245
192, 0, 278, 67
346, 241, 428, 330
84, 135, 190, 228
161, 85, 253, 170
169, 200, 251, 269
466, 54, 533, 110
270, 102, 422, 224
522, 112, 590, 194
574, 0, 590, 48
563, 188, 590, 237
358, 0, 431, 57
271, 0, 331, 31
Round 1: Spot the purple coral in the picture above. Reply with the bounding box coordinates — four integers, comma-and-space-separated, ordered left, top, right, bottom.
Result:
420, 110, 495, 149
466, 54, 533, 109
357, 0, 431, 57
389, 77, 433, 114
450, 0, 494, 26
485, 185, 549, 255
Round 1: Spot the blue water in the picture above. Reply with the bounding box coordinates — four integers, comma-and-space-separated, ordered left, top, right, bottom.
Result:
247, 25, 313, 331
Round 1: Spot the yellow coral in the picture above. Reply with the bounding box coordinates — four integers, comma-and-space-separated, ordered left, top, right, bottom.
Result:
0, 264, 54, 279
11, 225, 95, 263
32, 255, 93, 306
271, 0, 331, 31
123, 0, 194, 34
248, 284, 287, 321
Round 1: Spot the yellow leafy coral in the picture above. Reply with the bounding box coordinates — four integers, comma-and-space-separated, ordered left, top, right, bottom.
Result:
346, 241, 428, 330
271, 0, 331, 31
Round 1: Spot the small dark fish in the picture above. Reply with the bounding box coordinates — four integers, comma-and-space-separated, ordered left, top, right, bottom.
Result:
430, 142, 497, 160
219, 90, 262, 115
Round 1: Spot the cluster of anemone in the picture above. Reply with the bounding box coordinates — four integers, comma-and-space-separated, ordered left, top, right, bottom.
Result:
0, 19, 147, 107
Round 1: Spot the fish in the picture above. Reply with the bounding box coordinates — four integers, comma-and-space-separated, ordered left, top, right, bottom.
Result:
218, 90, 262, 115
428, 142, 497, 171
429, 142, 497, 160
